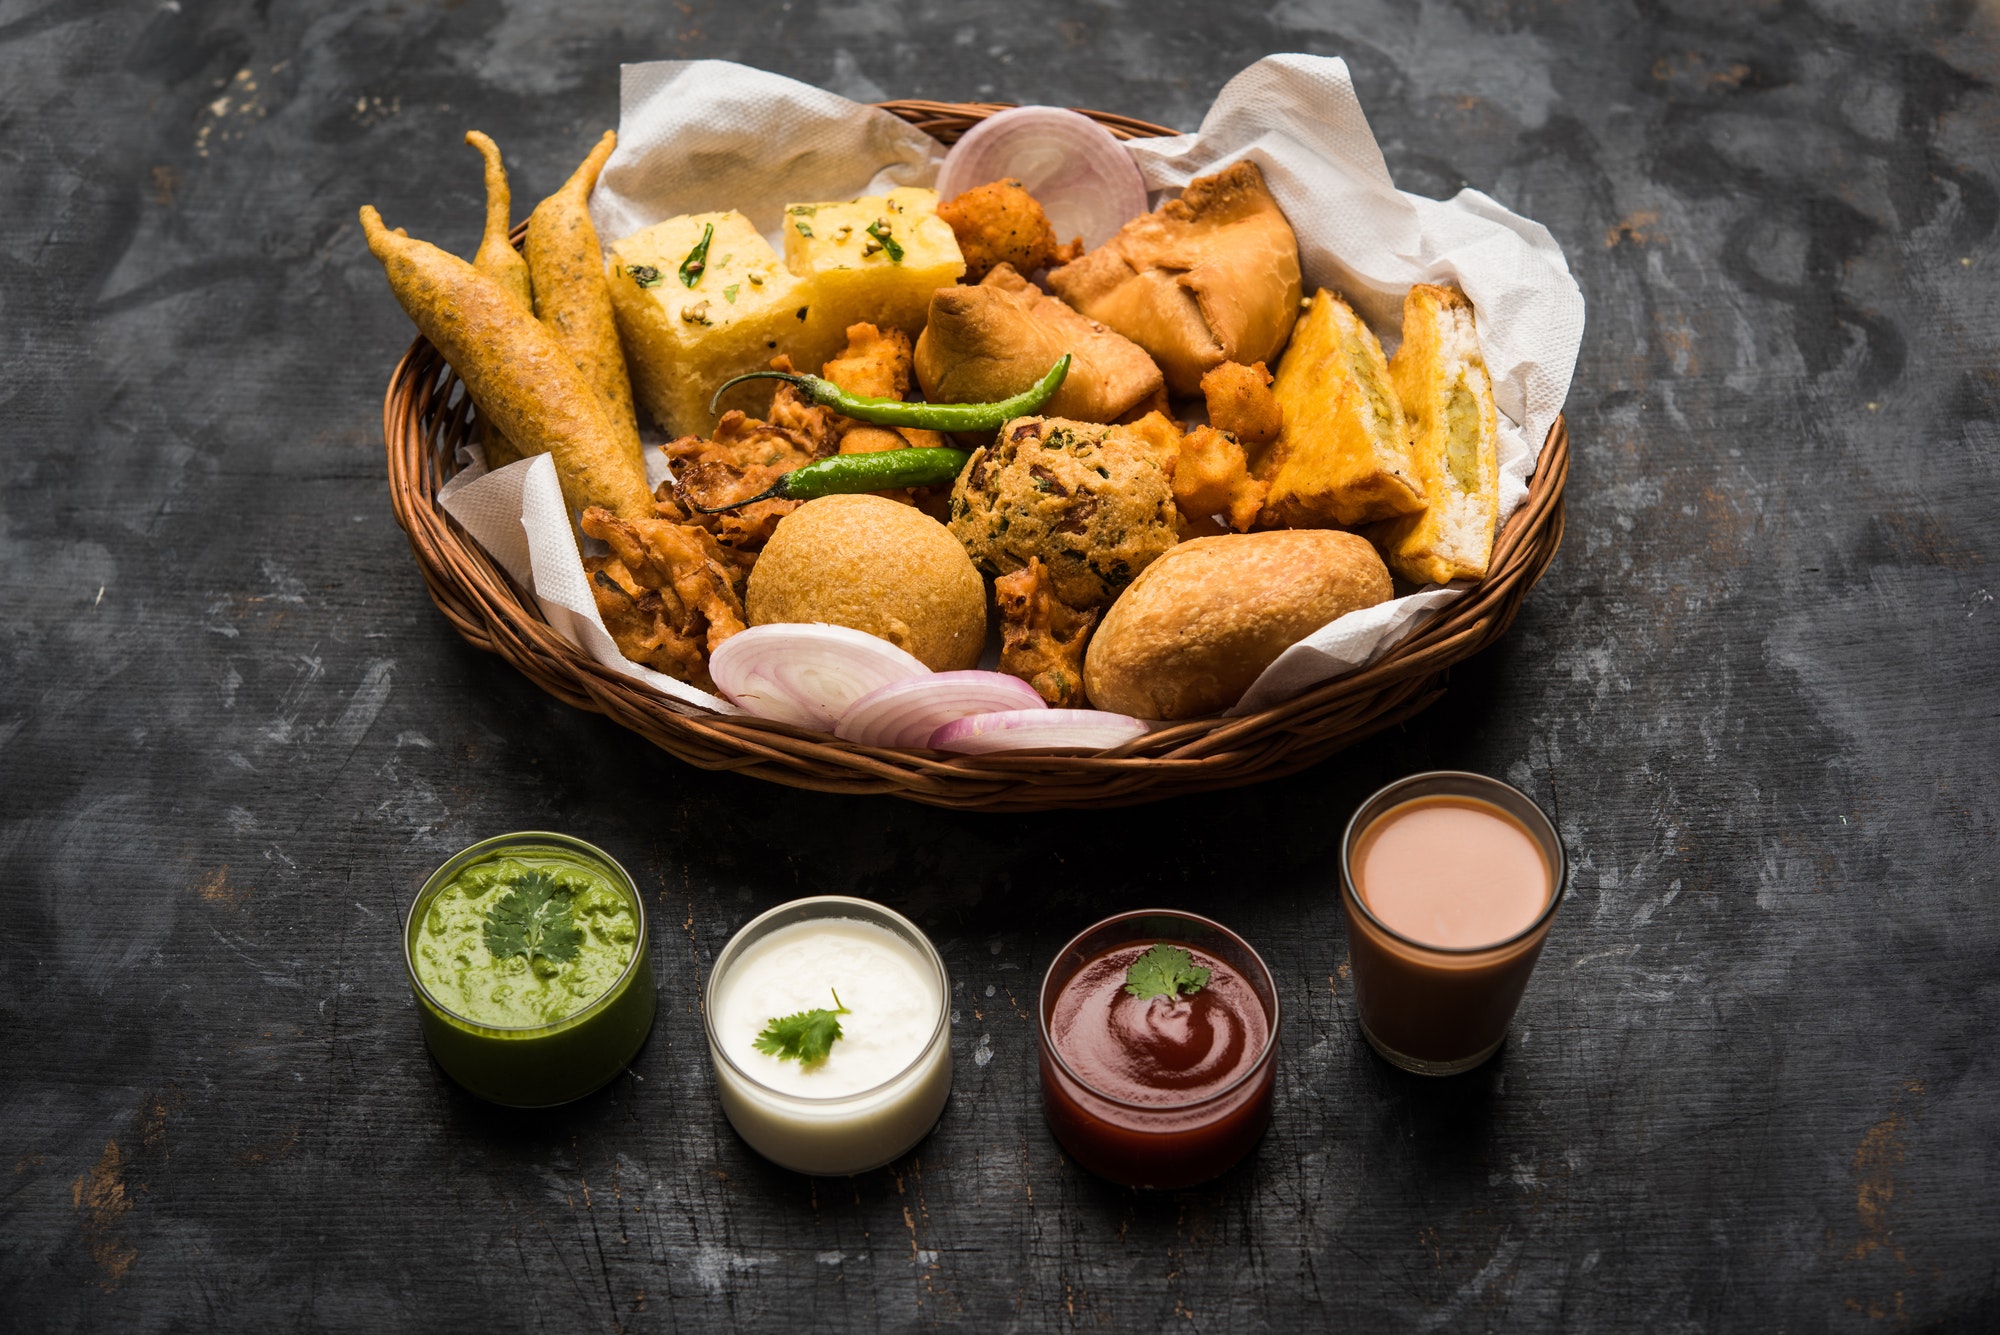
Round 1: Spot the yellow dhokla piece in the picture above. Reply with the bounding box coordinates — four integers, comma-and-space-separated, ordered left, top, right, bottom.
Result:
1255, 289, 1424, 528
781, 187, 964, 362
606, 211, 812, 438
1369, 284, 1501, 585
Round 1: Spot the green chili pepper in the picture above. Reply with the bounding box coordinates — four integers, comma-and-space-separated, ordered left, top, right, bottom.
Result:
685, 448, 972, 514
679, 222, 714, 288
709, 353, 1071, 432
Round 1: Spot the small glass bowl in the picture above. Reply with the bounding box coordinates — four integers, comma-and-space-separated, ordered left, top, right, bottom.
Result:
404, 832, 656, 1108
1037, 910, 1281, 1189
704, 896, 953, 1176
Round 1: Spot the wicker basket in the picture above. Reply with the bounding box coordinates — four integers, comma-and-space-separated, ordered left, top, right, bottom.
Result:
382, 101, 1569, 811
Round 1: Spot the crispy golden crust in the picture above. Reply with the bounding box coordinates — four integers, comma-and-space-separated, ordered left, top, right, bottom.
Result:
995, 557, 1099, 708
1173, 425, 1267, 536
914, 264, 1165, 425
580, 506, 747, 657
747, 495, 988, 671
526, 131, 644, 473
465, 131, 533, 313
1084, 530, 1392, 719
936, 179, 1074, 282
1368, 284, 1501, 584
360, 205, 655, 520
1047, 161, 1302, 396
584, 554, 714, 689
947, 415, 1179, 609
822, 322, 913, 400
1256, 288, 1423, 528
1201, 360, 1281, 447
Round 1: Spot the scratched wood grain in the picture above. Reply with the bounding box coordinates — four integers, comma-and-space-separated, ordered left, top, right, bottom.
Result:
2, 1, 1997, 1330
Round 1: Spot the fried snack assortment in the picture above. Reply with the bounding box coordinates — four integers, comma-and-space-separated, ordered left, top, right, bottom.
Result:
366, 136, 1510, 716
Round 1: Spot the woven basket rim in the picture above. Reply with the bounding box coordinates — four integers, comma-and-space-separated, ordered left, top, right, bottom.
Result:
378, 100, 1571, 810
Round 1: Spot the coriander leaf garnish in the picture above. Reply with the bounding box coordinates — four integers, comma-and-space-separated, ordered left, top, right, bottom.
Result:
628, 264, 663, 288
1124, 944, 1210, 1001
723, 283, 740, 304
864, 219, 904, 263
753, 989, 852, 1065
482, 869, 583, 966
679, 221, 714, 288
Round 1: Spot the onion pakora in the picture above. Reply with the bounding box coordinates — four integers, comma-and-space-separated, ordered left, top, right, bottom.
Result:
580, 507, 748, 667
995, 556, 1099, 708
1172, 425, 1268, 536
1201, 360, 1282, 447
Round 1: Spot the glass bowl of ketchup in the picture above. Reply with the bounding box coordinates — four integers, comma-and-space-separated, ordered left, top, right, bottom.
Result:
1037, 910, 1280, 1189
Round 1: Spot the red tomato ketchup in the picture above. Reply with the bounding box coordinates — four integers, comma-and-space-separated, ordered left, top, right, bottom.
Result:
1037, 913, 1280, 1188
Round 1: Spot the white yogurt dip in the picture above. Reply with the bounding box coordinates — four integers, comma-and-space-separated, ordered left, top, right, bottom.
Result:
706, 898, 952, 1175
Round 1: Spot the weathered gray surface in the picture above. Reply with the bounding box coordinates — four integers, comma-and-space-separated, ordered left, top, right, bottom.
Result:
3, 1, 1996, 1329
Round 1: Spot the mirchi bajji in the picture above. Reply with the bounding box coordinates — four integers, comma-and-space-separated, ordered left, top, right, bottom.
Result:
525, 130, 645, 474
359, 205, 655, 521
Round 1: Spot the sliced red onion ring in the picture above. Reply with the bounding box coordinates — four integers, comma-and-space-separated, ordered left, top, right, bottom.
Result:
835, 671, 1047, 748
934, 106, 1149, 252
929, 708, 1148, 755
709, 623, 928, 732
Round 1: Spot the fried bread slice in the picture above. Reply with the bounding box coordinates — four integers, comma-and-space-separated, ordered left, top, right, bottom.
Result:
1368, 284, 1500, 584
1254, 289, 1422, 528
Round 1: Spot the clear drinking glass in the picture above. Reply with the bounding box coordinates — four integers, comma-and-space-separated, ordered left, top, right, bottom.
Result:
1339, 772, 1567, 1076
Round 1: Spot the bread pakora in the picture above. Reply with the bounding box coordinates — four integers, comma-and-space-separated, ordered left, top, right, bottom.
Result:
915, 264, 1165, 425
948, 415, 1178, 609
1047, 161, 1302, 396
1201, 360, 1281, 446
1367, 283, 1501, 584
995, 556, 1099, 708
937, 179, 1080, 282
1084, 530, 1393, 719
1256, 288, 1423, 528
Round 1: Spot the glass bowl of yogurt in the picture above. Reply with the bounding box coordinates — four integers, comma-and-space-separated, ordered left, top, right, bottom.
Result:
704, 896, 953, 1175
404, 832, 656, 1107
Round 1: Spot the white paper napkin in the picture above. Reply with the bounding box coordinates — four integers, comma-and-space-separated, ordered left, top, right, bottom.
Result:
444, 55, 1582, 724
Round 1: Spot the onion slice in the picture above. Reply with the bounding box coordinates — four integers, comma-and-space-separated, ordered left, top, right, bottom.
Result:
933, 106, 1149, 252
709, 623, 928, 732
929, 708, 1148, 755
835, 671, 1047, 748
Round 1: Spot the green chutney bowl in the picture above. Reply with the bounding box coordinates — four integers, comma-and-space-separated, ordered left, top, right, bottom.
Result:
404, 832, 656, 1108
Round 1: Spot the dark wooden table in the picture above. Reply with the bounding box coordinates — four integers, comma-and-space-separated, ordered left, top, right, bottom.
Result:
5, 2, 1997, 1329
